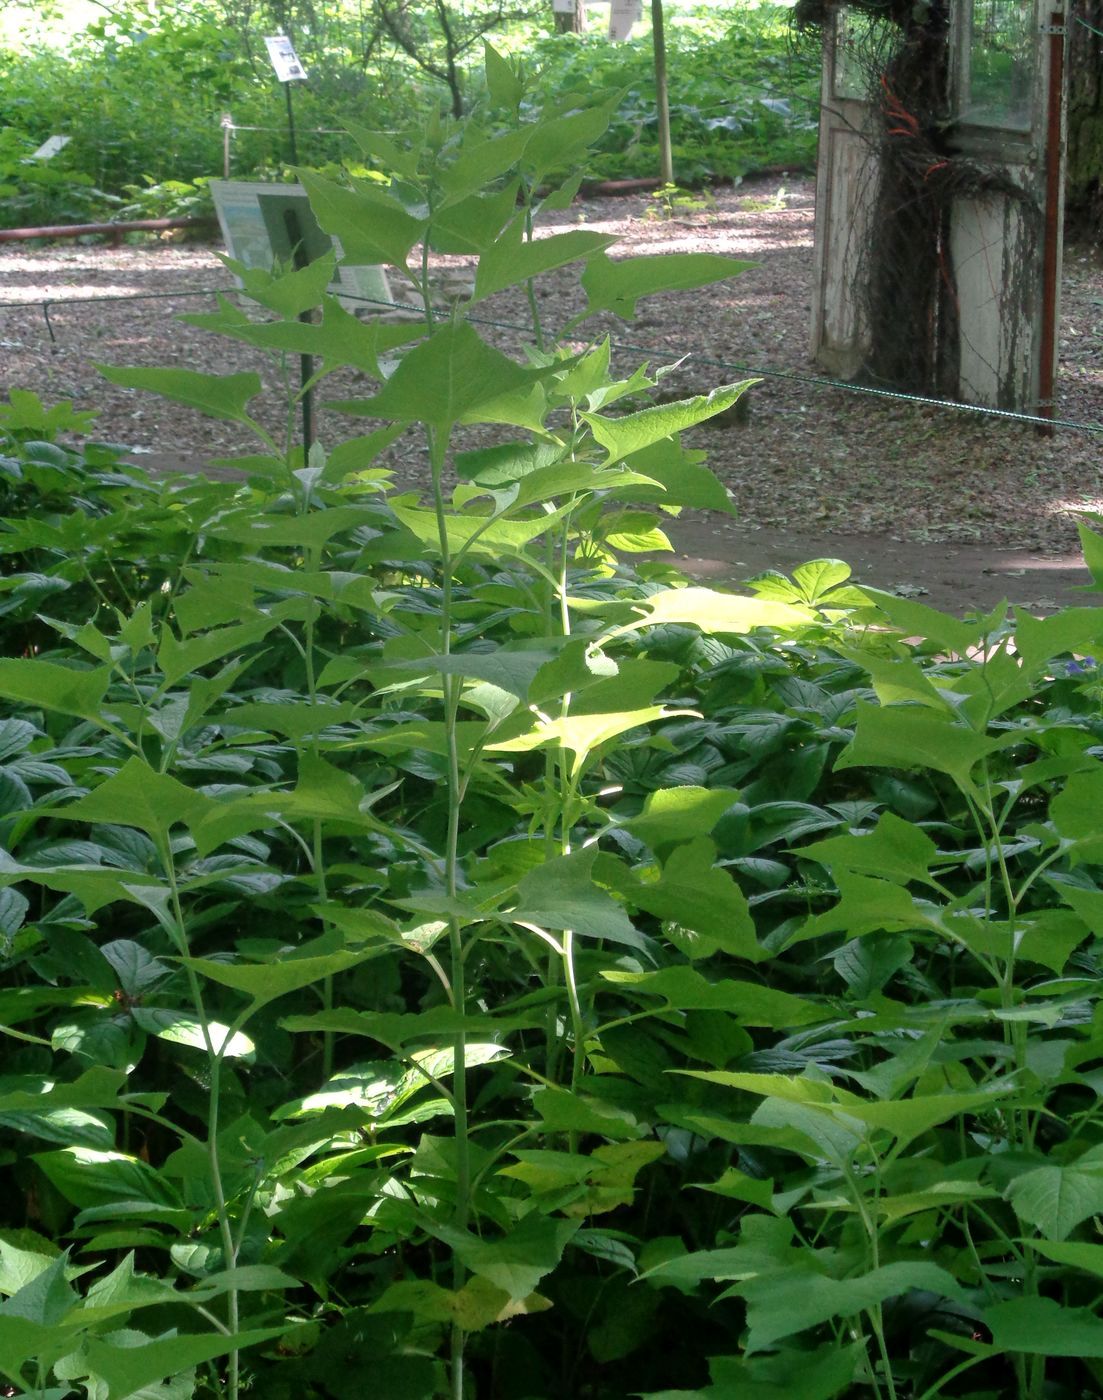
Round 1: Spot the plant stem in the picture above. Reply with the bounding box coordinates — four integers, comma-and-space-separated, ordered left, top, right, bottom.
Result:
426, 419, 469, 1399
160, 836, 241, 1400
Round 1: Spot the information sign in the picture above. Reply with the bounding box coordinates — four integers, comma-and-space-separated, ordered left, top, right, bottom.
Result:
209, 181, 392, 312
608, 0, 642, 40
264, 35, 308, 83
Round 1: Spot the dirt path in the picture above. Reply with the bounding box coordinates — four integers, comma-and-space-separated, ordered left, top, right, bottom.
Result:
2, 176, 1101, 612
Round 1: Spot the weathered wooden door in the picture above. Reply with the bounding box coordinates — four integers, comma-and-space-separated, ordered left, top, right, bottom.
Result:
810, 0, 1068, 412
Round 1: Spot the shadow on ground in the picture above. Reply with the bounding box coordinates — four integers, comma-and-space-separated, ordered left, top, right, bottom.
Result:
132, 452, 1095, 617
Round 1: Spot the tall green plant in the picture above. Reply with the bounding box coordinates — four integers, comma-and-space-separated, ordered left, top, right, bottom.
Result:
8, 42, 1103, 1400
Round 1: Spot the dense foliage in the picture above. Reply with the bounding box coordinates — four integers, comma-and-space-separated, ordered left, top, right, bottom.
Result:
6, 55, 1103, 1400
0, 0, 818, 228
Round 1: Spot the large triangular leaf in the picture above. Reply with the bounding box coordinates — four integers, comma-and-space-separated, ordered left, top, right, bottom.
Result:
298, 170, 427, 267
739, 1261, 967, 1353
0, 658, 108, 722
580, 250, 756, 319
330, 322, 558, 430
1007, 1150, 1103, 1241
95, 366, 263, 424
472, 218, 614, 302
583, 383, 756, 465
512, 847, 644, 948
57, 758, 214, 843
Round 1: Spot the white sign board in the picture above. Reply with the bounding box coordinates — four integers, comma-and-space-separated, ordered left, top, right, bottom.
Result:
209, 181, 392, 314
608, 0, 642, 40
264, 35, 308, 82
551, 0, 577, 12
32, 135, 71, 160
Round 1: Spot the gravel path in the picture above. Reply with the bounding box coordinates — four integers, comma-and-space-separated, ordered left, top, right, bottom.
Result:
2, 175, 1100, 555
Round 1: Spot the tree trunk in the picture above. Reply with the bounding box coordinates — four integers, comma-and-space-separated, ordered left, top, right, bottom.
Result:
554, 1, 584, 34
1066, 0, 1103, 236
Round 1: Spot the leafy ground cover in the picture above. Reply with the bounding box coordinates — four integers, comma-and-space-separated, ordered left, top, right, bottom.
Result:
0, 1, 818, 228
6, 53, 1103, 1400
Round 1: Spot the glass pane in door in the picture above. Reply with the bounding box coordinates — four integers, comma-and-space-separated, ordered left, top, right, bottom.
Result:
967, 0, 1034, 129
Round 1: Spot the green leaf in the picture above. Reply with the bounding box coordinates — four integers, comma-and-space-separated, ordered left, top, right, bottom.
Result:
833, 933, 913, 998
862, 588, 1003, 656
333, 322, 558, 430
611, 586, 813, 636
532, 1086, 644, 1140
129, 1009, 254, 1059
431, 182, 520, 255
0, 1249, 76, 1326
83, 1327, 286, 1400
580, 251, 756, 320
489, 705, 683, 776
181, 945, 378, 1011
380, 645, 557, 700
800, 811, 939, 887
232, 251, 337, 317
1007, 1149, 1103, 1241
984, 1296, 1103, 1356
426, 1216, 579, 1303
298, 171, 427, 267
473, 219, 615, 302
840, 649, 954, 712
0, 1231, 61, 1298
186, 296, 422, 378
373, 1276, 546, 1331
1012, 607, 1103, 676
583, 384, 756, 465
390, 499, 571, 557
0, 658, 108, 722
1030, 1239, 1103, 1277
739, 1261, 967, 1352
1050, 769, 1103, 863
95, 366, 262, 424
605, 968, 822, 1026
615, 837, 763, 961
620, 439, 737, 514
835, 701, 1013, 792
483, 43, 524, 111
690, 1167, 775, 1212
0, 1068, 128, 1114
693, 1345, 863, 1400
439, 128, 531, 198
623, 786, 740, 849
521, 100, 618, 180
1077, 520, 1103, 591
33, 1147, 182, 1212
686, 1071, 1015, 1151
157, 616, 283, 687
788, 871, 943, 946
58, 757, 214, 843
639, 1218, 798, 1288
512, 847, 644, 948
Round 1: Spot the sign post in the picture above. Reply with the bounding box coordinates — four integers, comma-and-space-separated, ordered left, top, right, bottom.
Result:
262, 37, 313, 449
263, 35, 308, 166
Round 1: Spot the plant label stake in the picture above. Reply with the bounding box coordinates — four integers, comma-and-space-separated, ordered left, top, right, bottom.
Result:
31, 135, 70, 160
264, 35, 307, 165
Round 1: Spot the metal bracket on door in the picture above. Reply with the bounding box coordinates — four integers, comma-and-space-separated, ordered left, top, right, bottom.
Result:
1039, 22, 1066, 33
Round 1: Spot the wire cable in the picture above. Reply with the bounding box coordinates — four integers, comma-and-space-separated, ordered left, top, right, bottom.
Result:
2, 283, 1100, 435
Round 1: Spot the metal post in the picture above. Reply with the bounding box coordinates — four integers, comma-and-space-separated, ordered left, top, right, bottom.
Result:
221, 112, 233, 179
284, 82, 299, 166
283, 207, 315, 453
